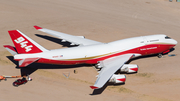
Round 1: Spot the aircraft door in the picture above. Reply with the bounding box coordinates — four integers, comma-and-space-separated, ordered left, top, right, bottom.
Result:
142, 36, 148, 45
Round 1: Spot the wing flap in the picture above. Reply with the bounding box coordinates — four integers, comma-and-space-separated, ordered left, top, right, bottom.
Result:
34, 26, 103, 46
91, 54, 134, 89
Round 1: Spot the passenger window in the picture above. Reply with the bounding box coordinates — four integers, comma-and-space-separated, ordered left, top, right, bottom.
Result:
150, 39, 159, 42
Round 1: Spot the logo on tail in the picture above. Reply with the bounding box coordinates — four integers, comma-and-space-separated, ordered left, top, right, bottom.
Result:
14, 37, 33, 52
8, 30, 48, 54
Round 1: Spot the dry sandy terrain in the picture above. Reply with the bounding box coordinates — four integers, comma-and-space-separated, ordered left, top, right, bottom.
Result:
0, 0, 180, 101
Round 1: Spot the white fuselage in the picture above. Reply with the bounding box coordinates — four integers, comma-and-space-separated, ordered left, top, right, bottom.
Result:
14, 34, 177, 65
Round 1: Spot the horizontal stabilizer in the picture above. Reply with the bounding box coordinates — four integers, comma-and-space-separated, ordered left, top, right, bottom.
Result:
19, 57, 40, 67
3, 45, 17, 55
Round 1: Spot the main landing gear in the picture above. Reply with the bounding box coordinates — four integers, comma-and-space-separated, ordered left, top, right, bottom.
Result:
157, 54, 163, 58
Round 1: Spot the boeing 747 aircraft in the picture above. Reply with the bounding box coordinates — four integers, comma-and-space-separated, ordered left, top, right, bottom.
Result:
4, 26, 177, 89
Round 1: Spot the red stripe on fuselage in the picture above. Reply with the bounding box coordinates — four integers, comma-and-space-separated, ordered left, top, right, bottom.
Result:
36, 44, 175, 65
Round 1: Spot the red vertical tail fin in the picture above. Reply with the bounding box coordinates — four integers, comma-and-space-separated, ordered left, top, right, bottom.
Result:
8, 30, 48, 54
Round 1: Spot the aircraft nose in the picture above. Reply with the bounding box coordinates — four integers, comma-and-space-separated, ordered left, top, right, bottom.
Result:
173, 39, 178, 45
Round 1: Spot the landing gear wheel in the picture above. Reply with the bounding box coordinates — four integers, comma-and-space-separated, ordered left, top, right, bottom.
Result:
158, 54, 163, 58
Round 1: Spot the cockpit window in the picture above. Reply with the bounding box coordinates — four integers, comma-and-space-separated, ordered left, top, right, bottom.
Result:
165, 36, 171, 39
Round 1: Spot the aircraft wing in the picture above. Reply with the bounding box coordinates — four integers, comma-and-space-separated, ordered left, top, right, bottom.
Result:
90, 54, 134, 89
34, 26, 103, 46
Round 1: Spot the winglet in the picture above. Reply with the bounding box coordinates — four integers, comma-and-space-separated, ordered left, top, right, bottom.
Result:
34, 26, 42, 30
90, 86, 99, 89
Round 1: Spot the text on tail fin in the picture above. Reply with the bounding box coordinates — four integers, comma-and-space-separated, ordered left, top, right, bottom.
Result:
8, 30, 48, 54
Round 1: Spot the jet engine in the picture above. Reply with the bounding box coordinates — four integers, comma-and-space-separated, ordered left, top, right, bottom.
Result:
109, 74, 126, 84
120, 64, 138, 73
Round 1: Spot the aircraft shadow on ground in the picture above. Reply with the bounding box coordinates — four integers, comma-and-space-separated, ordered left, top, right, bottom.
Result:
7, 56, 92, 76
23, 63, 92, 76
90, 82, 125, 95
6, 47, 175, 91
35, 34, 78, 47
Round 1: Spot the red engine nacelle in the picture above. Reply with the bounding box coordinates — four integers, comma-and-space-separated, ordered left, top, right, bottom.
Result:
120, 64, 138, 73
109, 74, 126, 84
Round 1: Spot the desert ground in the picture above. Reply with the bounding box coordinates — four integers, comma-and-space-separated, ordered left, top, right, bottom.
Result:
0, 0, 180, 101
